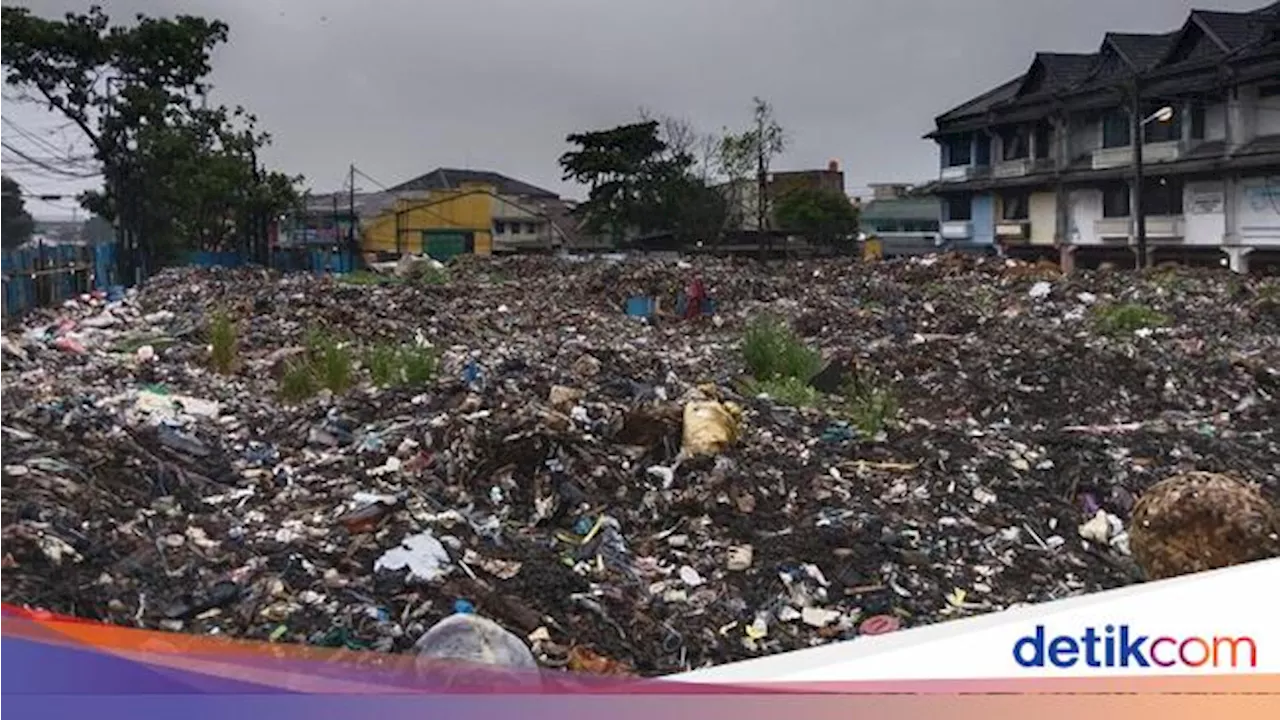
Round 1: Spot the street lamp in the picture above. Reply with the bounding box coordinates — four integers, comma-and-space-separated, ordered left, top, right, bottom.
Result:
1133, 103, 1175, 269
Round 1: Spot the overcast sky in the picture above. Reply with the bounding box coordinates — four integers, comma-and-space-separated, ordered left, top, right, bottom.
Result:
1, 0, 1267, 219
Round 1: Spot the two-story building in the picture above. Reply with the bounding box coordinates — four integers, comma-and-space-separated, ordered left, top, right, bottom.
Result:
924, 3, 1280, 272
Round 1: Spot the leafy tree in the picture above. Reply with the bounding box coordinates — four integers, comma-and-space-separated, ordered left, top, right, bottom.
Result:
716, 97, 786, 237
1, 5, 300, 271
775, 186, 859, 253
1, 175, 36, 249
561, 120, 720, 246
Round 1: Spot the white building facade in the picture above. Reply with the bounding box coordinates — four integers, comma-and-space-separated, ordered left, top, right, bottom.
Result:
925, 4, 1280, 272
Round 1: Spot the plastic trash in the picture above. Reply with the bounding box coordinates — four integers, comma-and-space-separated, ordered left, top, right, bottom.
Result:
625, 296, 655, 317
681, 399, 743, 457
374, 530, 452, 582
413, 614, 539, 686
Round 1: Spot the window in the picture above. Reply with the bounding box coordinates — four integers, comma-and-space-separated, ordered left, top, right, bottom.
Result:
944, 135, 972, 167
1001, 193, 1029, 220
1143, 106, 1181, 144
525, 223, 537, 235
1142, 178, 1184, 216
1001, 126, 1030, 161
494, 221, 506, 234
1034, 123, 1052, 160
945, 195, 972, 221
1259, 84, 1280, 99
975, 134, 991, 165
1103, 184, 1130, 218
1190, 104, 1206, 140
1102, 109, 1131, 149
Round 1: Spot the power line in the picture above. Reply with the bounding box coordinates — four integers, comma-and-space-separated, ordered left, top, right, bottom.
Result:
353, 166, 392, 192
0, 142, 102, 179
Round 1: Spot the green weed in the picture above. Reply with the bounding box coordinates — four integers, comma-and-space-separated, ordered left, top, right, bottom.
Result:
747, 376, 823, 407
741, 316, 822, 382
1093, 303, 1171, 336
398, 344, 439, 386
280, 361, 318, 403
364, 343, 401, 387
209, 311, 238, 374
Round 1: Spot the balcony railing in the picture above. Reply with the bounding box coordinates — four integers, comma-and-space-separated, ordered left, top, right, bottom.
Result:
940, 220, 973, 240
939, 164, 991, 182
995, 220, 1031, 242
1090, 141, 1184, 170
993, 158, 1031, 178
1093, 215, 1185, 240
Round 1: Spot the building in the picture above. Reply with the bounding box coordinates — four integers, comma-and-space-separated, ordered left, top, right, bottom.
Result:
924, 2, 1280, 272
721, 161, 847, 231
285, 168, 578, 261
858, 184, 942, 257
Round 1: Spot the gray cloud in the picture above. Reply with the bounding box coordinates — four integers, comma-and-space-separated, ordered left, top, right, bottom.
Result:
4, 0, 1266, 219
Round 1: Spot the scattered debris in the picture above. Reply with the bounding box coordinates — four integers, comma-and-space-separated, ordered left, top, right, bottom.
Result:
2, 257, 1277, 677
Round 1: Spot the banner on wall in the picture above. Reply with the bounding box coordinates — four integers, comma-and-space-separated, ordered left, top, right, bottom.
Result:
1188, 190, 1225, 214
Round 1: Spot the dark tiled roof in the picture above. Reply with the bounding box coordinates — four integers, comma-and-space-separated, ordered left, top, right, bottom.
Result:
1106, 32, 1177, 71
1037, 52, 1099, 89
936, 75, 1024, 123
388, 168, 559, 198
1192, 9, 1267, 51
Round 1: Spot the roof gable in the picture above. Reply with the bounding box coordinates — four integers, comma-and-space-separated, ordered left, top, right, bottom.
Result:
1105, 32, 1178, 72
388, 168, 559, 198
1157, 17, 1223, 65
1193, 9, 1265, 51
1015, 52, 1098, 97
935, 74, 1024, 124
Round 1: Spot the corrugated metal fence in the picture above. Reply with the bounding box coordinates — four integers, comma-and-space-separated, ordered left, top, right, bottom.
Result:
2, 243, 120, 320
2, 243, 357, 319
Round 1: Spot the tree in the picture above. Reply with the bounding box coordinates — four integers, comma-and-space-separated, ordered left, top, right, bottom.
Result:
774, 186, 859, 254
715, 97, 787, 238
560, 120, 726, 248
1, 5, 300, 273
1, 175, 36, 249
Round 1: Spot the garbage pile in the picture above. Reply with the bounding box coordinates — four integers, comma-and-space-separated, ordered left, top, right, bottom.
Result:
2, 255, 1278, 676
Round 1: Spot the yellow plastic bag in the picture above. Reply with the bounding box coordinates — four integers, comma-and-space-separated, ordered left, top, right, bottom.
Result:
681, 400, 743, 457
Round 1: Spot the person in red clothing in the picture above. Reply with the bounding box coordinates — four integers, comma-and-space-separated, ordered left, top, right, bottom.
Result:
684, 275, 706, 320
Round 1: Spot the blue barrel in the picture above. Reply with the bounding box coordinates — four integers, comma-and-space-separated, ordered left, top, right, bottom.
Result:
625, 296, 655, 317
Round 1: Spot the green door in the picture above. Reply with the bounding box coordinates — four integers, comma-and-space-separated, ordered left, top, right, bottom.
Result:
421, 230, 470, 261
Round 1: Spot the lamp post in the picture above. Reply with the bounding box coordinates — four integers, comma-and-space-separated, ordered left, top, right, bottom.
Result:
1132, 103, 1175, 269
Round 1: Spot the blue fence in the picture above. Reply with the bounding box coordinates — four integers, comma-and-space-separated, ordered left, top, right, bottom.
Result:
1, 243, 115, 320
3, 242, 357, 319
184, 248, 357, 274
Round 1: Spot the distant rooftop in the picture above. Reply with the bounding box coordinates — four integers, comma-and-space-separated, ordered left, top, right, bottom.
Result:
387, 168, 559, 199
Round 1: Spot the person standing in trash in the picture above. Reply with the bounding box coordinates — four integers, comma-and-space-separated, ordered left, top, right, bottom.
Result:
684, 275, 707, 320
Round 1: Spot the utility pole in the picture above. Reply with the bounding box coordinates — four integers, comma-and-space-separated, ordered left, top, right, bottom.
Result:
1130, 82, 1147, 270
755, 109, 768, 259
348, 163, 357, 269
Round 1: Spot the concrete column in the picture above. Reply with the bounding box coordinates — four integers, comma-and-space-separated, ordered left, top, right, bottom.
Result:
1225, 247, 1252, 274
1223, 175, 1241, 246
1028, 124, 1037, 162
1060, 245, 1078, 274
1227, 86, 1259, 151
1181, 101, 1193, 144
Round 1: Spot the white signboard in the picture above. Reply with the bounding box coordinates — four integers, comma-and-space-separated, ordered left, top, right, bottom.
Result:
1188, 191, 1224, 215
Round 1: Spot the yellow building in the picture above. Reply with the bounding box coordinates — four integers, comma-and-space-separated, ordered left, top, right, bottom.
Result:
357, 168, 567, 261
362, 183, 496, 259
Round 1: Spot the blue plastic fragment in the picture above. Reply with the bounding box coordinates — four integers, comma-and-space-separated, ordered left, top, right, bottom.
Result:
573, 516, 594, 535
453, 599, 475, 615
